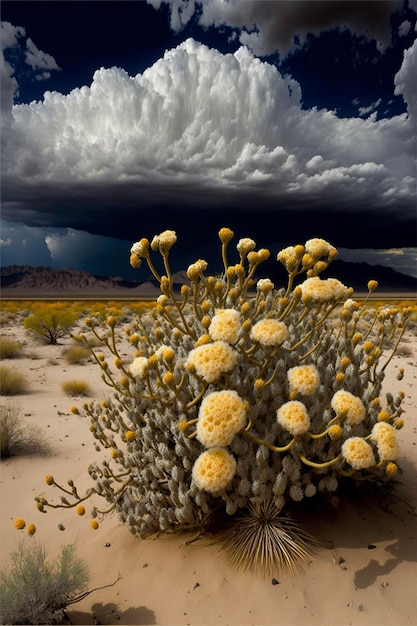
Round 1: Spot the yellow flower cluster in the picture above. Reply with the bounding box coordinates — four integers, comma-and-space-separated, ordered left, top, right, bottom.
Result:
371, 423, 399, 461
151, 230, 177, 253
277, 401, 311, 436
208, 309, 241, 345
129, 356, 148, 379
192, 447, 236, 494
186, 341, 237, 383
341, 437, 375, 470
196, 390, 247, 448
305, 238, 337, 260
300, 277, 349, 303
250, 319, 289, 347
331, 390, 366, 425
287, 365, 320, 397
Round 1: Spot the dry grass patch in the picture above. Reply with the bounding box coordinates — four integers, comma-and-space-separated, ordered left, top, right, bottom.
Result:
0, 366, 29, 395
0, 337, 23, 359
0, 404, 50, 458
61, 379, 91, 397
62, 345, 91, 365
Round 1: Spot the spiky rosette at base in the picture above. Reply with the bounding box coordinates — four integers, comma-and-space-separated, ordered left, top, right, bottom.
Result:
216, 499, 318, 576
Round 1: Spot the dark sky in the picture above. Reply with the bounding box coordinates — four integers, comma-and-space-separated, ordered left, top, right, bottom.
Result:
1, 0, 416, 279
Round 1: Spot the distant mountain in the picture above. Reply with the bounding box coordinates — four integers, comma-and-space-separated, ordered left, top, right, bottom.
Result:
1, 261, 416, 297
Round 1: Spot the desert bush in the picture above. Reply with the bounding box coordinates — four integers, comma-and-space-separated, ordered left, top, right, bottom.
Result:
0, 366, 29, 395
61, 379, 91, 396
62, 345, 91, 365
0, 404, 50, 458
0, 337, 22, 359
35, 229, 412, 575
24, 303, 79, 345
0, 541, 89, 625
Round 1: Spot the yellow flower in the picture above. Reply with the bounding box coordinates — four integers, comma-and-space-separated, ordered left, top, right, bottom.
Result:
110, 448, 118, 459
250, 319, 289, 347
385, 462, 398, 477
331, 390, 366, 425
377, 410, 390, 422
163, 372, 175, 386
394, 418, 404, 430
90, 520, 99, 530
186, 341, 237, 383
192, 447, 236, 494
76, 505, 86, 516
45, 474, 54, 486
125, 430, 136, 442
305, 238, 336, 260
187, 259, 208, 280
341, 437, 375, 470
367, 280, 379, 292
277, 246, 299, 272
70, 406, 79, 415
196, 390, 247, 448
27, 523, 36, 536
130, 238, 150, 258
287, 365, 320, 397
277, 401, 311, 436
218, 227, 234, 244
208, 309, 241, 345
151, 230, 177, 253
236, 237, 256, 255
328, 425, 342, 440
371, 423, 399, 461
14, 517, 26, 530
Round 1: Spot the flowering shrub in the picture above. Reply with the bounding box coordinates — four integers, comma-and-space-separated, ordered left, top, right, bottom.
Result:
35, 228, 411, 571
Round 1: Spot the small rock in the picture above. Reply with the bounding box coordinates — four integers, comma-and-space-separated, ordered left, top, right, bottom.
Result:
367, 544, 377, 550
193, 582, 200, 590
272, 578, 280, 585
104, 542, 111, 547
381, 581, 389, 588
357, 604, 364, 612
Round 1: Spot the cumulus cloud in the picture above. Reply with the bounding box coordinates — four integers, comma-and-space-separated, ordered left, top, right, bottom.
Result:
394, 38, 417, 118
1, 37, 416, 251
148, 0, 405, 56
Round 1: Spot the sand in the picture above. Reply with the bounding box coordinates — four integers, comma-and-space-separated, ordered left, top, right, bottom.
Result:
0, 311, 416, 626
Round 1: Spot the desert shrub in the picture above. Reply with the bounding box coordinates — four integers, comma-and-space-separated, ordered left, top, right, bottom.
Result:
61, 379, 91, 396
62, 345, 91, 365
0, 541, 89, 625
0, 367, 29, 395
0, 337, 22, 359
35, 229, 413, 574
24, 303, 79, 345
0, 404, 50, 458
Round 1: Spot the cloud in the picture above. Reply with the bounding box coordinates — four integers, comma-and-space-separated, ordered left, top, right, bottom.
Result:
1, 37, 415, 253
148, 0, 405, 56
0, 220, 135, 277
25, 37, 61, 72
394, 37, 417, 117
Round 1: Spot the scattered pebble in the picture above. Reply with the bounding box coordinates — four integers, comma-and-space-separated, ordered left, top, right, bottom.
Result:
381, 581, 389, 588
58, 523, 65, 531
104, 542, 111, 547
357, 604, 364, 612
193, 582, 200, 590
368, 544, 377, 550
272, 578, 280, 585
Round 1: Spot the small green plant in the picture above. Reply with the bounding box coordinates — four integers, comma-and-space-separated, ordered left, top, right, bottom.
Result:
0, 337, 23, 359
24, 303, 79, 345
0, 541, 90, 625
62, 345, 91, 365
0, 366, 29, 395
0, 404, 50, 458
61, 380, 91, 396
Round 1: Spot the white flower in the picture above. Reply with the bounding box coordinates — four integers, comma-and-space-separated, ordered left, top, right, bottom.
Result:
342, 437, 375, 470
186, 341, 237, 383
305, 238, 336, 260
236, 238, 256, 255
129, 356, 148, 379
331, 390, 366, 425
277, 401, 311, 436
196, 390, 247, 448
250, 319, 289, 347
208, 309, 241, 345
300, 277, 349, 303
151, 230, 177, 253
256, 278, 274, 294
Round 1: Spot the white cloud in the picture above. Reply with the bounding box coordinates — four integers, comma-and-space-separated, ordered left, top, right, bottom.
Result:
358, 98, 382, 117
148, 0, 405, 57
1, 37, 415, 250
25, 37, 60, 72
1, 22, 25, 114
394, 38, 417, 118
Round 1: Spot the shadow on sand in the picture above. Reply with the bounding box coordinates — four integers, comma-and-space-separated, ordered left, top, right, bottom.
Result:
67, 602, 156, 625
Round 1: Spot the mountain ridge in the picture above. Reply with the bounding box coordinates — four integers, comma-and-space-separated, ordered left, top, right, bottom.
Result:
1, 262, 416, 296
